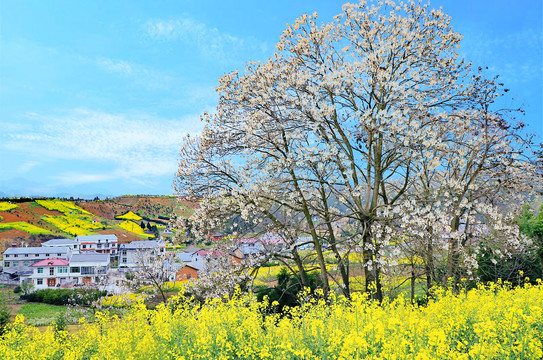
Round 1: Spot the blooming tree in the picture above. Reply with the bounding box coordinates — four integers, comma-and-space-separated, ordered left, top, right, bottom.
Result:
175, 0, 541, 299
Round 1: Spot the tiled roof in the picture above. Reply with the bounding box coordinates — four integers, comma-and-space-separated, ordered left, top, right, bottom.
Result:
75, 234, 118, 242
42, 238, 76, 246
70, 252, 110, 263
120, 240, 165, 250
4, 247, 70, 255
31, 258, 70, 267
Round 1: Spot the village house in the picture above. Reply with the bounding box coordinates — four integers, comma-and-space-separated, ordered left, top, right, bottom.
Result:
175, 264, 199, 281
28, 252, 110, 288
42, 238, 78, 250
74, 234, 118, 256
118, 239, 166, 268
1, 246, 71, 284
237, 234, 287, 255
68, 252, 110, 285
30, 258, 71, 289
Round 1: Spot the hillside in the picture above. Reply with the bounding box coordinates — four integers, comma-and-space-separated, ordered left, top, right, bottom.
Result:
0, 196, 198, 252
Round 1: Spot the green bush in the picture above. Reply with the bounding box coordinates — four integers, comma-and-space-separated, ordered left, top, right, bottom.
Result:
20, 288, 107, 306
0, 304, 11, 335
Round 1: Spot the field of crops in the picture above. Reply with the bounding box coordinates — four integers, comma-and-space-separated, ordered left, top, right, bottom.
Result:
118, 220, 153, 237
0, 221, 51, 235
116, 211, 142, 221
0, 202, 18, 211
41, 214, 103, 236
36, 199, 91, 215
1, 282, 541, 359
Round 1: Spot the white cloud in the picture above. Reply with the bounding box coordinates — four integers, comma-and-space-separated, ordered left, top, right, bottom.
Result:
96, 58, 134, 75
2, 108, 202, 187
16, 161, 39, 173
143, 16, 269, 62
90, 56, 176, 90
460, 28, 543, 85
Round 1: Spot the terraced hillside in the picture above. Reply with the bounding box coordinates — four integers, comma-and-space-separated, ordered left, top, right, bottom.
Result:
0, 196, 198, 252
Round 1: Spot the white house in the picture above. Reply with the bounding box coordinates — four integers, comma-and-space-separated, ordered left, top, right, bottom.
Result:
2, 246, 72, 285
118, 240, 166, 268
42, 238, 78, 250
73, 234, 118, 256
30, 258, 71, 289
29, 252, 110, 288
67, 252, 110, 285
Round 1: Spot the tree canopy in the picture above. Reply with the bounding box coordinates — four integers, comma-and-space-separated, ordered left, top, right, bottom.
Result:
175, 0, 541, 300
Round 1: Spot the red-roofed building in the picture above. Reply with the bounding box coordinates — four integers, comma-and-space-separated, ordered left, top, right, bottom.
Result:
30, 258, 70, 289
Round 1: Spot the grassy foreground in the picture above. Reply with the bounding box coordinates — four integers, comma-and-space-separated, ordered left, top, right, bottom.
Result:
1, 283, 542, 360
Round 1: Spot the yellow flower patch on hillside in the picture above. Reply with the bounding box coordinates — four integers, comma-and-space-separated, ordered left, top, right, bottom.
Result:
41, 214, 102, 236
118, 220, 153, 237
0, 222, 52, 235
115, 211, 142, 221
36, 199, 91, 215
0, 202, 18, 211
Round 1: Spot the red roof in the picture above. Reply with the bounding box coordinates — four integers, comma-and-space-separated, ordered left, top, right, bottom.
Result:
31, 258, 70, 267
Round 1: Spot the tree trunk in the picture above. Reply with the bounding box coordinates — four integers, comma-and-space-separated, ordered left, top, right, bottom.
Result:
411, 266, 415, 304
425, 236, 435, 294
363, 229, 382, 302
292, 248, 310, 288
446, 216, 461, 289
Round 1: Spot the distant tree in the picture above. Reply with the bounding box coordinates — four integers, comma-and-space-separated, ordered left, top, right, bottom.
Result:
125, 250, 172, 304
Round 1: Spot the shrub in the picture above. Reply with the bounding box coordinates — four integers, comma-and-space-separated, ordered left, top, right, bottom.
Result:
0, 304, 10, 336
20, 289, 107, 306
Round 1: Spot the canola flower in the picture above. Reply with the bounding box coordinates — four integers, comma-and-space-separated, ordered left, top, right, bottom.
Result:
116, 211, 143, 221
41, 214, 102, 236
36, 200, 91, 215
118, 220, 154, 237
1, 282, 542, 359
0, 221, 52, 235
0, 202, 18, 211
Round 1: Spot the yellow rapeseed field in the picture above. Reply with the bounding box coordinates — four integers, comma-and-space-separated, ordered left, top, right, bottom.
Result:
116, 211, 143, 221
0, 221, 52, 235
118, 220, 154, 237
1, 282, 542, 359
0, 202, 18, 211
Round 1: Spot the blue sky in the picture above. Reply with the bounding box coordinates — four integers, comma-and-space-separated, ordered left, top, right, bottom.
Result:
1, 0, 541, 198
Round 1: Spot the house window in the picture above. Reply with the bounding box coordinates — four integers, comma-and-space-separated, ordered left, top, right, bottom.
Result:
122, 250, 127, 256
82, 245, 86, 249
4, 262, 9, 267
24, 261, 29, 266
70, 267, 80, 273
47, 278, 56, 287
12, 261, 18, 267
81, 267, 94, 275
13, 254, 18, 258
57, 253, 62, 256
45, 254, 50, 257
25, 254, 28, 257
58, 266, 68, 274
122, 258, 127, 263
187, 274, 191, 279
37, 267, 43, 273
49, 268, 54, 275
4, 255, 8, 258
35, 254, 39, 257
37, 279, 43, 285
97, 244, 102, 249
